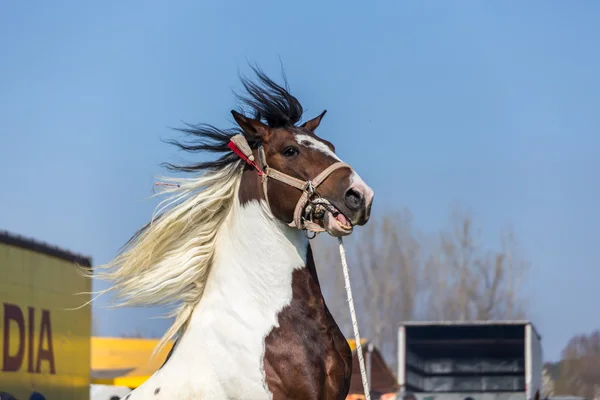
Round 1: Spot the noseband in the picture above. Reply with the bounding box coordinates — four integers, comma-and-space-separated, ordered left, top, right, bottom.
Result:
228, 134, 351, 237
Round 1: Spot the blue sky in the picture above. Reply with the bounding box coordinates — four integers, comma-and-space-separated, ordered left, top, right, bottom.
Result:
1, 1, 599, 362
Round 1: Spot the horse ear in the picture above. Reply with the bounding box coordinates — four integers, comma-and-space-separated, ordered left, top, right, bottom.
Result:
231, 110, 270, 140
301, 110, 327, 132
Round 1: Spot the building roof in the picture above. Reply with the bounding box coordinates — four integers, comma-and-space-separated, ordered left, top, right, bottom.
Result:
348, 338, 369, 352
0, 230, 92, 267
347, 339, 399, 395
91, 337, 174, 388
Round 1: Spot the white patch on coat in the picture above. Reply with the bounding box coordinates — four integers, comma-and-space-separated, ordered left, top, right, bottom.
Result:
126, 200, 308, 400
295, 134, 341, 161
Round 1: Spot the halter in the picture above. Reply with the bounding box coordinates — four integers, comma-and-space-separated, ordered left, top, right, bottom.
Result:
227, 134, 351, 237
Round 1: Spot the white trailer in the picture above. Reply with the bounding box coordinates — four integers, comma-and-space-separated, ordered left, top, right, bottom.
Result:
397, 321, 542, 400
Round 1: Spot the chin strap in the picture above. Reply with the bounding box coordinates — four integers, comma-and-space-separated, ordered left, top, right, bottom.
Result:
228, 134, 351, 236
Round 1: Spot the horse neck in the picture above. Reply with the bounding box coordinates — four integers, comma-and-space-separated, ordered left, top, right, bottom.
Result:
185, 198, 310, 333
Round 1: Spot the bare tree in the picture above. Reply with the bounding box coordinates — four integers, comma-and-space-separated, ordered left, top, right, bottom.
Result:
354, 210, 424, 370
554, 330, 600, 398
541, 363, 557, 398
424, 208, 529, 321
314, 206, 531, 373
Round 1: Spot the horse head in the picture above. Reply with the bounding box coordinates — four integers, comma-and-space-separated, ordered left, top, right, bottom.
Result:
228, 73, 373, 239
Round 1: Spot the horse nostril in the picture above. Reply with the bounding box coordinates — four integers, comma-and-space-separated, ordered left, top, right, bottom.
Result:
344, 188, 363, 210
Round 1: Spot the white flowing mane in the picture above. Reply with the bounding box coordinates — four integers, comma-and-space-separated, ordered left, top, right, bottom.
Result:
91, 66, 311, 360
93, 160, 244, 353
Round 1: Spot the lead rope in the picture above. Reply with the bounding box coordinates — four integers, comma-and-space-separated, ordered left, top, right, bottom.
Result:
338, 237, 371, 400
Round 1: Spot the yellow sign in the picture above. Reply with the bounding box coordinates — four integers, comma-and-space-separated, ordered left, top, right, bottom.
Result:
0, 233, 92, 400
2, 304, 56, 374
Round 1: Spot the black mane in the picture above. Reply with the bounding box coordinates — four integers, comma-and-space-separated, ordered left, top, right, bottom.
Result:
164, 65, 304, 173
236, 67, 303, 128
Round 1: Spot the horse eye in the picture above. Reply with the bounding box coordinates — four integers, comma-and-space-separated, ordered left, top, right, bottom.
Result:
282, 146, 299, 158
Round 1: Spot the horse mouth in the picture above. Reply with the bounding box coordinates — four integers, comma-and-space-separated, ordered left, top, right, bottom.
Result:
318, 206, 353, 237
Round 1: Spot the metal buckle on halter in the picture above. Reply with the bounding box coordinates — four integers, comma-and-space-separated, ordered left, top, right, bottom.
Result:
306, 181, 315, 195
301, 200, 317, 239
299, 181, 318, 239
300, 193, 334, 240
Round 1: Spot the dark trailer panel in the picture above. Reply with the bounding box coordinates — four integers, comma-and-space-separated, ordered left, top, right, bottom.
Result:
397, 321, 542, 400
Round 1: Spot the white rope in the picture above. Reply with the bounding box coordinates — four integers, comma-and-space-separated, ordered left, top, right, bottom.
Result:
338, 237, 371, 400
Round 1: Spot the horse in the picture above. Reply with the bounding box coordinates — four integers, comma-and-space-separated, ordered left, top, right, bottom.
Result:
95, 67, 374, 399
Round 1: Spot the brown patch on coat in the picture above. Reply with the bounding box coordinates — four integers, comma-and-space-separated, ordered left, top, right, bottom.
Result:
263, 245, 352, 399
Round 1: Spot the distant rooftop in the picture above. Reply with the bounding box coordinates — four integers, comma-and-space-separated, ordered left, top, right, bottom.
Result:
0, 230, 92, 267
